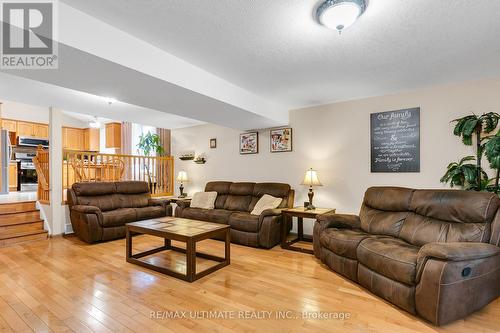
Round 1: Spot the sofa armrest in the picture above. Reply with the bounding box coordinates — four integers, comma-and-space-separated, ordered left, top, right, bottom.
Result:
259, 208, 283, 219
69, 205, 103, 243
71, 205, 102, 215
176, 199, 191, 208
416, 241, 500, 285
148, 198, 171, 207
316, 213, 361, 231
415, 242, 500, 325
418, 242, 500, 263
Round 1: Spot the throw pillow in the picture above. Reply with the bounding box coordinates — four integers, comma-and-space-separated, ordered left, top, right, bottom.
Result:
250, 194, 283, 215
190, 191, 218, 209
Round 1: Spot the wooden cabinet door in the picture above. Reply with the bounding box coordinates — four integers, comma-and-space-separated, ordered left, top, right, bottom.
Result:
63, 127, 85, 150
84, 128, 100, 151
1, 119, 17, 132
17, 121, 35, 137
33, 124, 49, 138
8, 163, 17, 191
105, 123, 121, 148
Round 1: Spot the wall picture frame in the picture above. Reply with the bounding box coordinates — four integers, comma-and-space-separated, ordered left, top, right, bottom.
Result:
210, 138, 217, 149
239, 132, 258, 154
270, 127, 292, 152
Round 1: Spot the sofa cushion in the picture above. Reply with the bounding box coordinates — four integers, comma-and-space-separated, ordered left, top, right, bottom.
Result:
72, 182, 116, 196
135, 206, 165, 220
191, 191, 218, 209
102, 208, 137, 227
224, 195, 252, 211
410, 189, 500, 224
181, 207, 210, 221
359, 206, 408, 237
250, 194, 282, 215
206, 209, 233, 224
357, 237, 419, 285
228, 212, 260, 232
116, 193, 149, 208
205, 181, 232, 209
181, 207, 232, 224
320, 228, 374, 260
400, 213, 489, 246
115, 181, 150, 194
77, 194, 121, 212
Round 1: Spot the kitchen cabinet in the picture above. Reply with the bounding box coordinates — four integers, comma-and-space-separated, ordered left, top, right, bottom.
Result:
16, 121, 49, 138
84, 128, 100, 151
33, 123, 49, 139
8, 162, 17, 192
1, 119, 17, 132
105, 122, 121, 149
62, 127, 85, 151
17, 121, 35, 137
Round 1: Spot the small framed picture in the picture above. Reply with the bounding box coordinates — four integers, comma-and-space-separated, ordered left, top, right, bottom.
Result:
210, 138, 217, 149
240, 132, 258, 154
270, 128, 292, 152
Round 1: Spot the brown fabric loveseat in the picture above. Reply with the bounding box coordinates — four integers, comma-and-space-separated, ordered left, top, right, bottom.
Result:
314, 187, 500, 326
175, 181, 294, 248
68, 181, 172, 243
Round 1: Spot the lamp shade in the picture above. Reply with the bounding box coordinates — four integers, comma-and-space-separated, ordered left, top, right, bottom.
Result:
176, 171, 189, 182
301, 168, 323, 186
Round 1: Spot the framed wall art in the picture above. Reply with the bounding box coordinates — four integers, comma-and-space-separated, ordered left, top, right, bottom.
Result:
370, 107, 420, 172
210, 138, 217, 149
270, 128, 292, 152
239, 132, 258, 154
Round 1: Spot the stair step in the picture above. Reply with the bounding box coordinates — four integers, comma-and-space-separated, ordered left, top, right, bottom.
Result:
0, 211, 41, 226
0, 201, 37, 215
0, 221, 44, 234
0, 230, 48, 247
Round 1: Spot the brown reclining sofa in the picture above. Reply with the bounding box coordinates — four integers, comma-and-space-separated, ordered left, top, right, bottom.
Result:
175, 181, 294, 248
68, 181, 172, 243
314, 186, 500, 325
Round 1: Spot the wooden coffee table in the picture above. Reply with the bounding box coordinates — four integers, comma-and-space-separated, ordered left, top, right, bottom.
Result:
126, 217, 230, 282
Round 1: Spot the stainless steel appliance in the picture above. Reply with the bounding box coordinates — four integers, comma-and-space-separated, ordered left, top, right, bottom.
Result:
15, 152, 38, 192
0, 130, 13, 194
18, 136, 49, 148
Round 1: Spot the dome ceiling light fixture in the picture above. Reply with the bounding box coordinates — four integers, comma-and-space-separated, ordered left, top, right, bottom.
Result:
316, 0, 367, 34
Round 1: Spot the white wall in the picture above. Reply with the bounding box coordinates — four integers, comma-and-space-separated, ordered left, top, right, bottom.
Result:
172, 77, 500, 219
1, 99, 89, 128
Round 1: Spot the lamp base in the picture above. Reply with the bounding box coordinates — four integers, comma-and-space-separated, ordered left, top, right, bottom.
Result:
179, 183, 185, 198
306, 187, 315, 210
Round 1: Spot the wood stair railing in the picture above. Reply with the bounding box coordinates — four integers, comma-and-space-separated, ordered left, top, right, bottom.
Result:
33, 146, 50, 204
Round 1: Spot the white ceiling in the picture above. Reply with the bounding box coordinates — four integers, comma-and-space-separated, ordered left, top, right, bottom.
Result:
61, 0, 500, 109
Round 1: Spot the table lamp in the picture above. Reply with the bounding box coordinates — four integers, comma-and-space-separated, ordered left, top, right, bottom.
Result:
301, 168, 323, 210
176, 171, 189, 198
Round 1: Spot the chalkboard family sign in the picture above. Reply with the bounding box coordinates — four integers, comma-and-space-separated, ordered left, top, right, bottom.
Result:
370, 108, 420, 173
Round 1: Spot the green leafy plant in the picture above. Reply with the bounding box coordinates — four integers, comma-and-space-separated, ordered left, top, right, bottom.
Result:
484, 133, 500, 193
137, 131, 164, 191
442, 112, 500, 194
137, 131, 164, 156
440, 156, 486, 190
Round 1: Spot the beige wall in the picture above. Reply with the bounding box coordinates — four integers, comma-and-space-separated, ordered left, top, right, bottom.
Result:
172, 77, 500, 216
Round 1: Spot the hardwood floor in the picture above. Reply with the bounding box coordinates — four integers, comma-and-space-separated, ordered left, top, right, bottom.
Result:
0, 236, 498, 333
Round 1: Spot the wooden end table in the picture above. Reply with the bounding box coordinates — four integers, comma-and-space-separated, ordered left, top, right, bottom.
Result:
126, 217, 230, 282
281, 207, 335, 254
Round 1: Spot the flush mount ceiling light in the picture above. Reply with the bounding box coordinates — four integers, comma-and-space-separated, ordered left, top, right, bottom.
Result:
316, 0, 367, 34
103, 97, 117, 105
89, 116, 101, 128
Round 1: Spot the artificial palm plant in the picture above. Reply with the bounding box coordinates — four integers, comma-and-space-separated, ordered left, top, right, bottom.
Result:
442, 112, 500, 193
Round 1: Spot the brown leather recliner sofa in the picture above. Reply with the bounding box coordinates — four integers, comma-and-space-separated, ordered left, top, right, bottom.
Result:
68, 181, 172, 243
175, 181, 294, 248
314, 186, 500, 326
